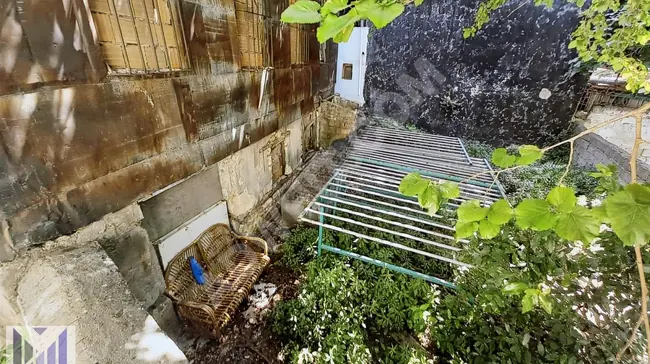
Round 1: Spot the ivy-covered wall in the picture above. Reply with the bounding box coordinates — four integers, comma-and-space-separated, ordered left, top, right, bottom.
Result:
364, 0, 587, 145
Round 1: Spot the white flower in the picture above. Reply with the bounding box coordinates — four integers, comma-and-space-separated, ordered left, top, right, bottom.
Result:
591, 198, 602, 207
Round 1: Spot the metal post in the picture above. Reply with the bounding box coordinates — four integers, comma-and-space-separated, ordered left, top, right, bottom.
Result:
458, 137, 473, 166
317, 206, 324, 256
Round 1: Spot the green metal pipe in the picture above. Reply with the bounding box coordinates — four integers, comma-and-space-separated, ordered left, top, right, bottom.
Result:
318, 206, 324, 256
349, 156, 496, 189
320, 244, 457, 289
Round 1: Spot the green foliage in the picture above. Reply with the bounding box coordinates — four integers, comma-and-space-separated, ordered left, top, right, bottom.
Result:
282, 0, 408, 43
456, 177, 650, 250
272, 257, 438, 363
455, 199, 513, 239
0, 346, 10, 364
515, 199, 558, 231
491, 147, 516, 168
431, 226, 647, 363
500, 161, 598, 204
280, 0, 322, 23
355, 0, 405, 29
491, 145, 544, 168
590, 164, 622, 193
279, 227, 322, 270
399, 172, 460, 215
487, 199, 514, 224
465, 0, 650, 92
462, 139, 494, 159
606, 184, 650, 246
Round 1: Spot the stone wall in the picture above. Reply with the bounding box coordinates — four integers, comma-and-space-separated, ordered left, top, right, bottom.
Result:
581, 105, 650, 165
574, 111, 650, 183
319, 97, 358, 147
0, 0, 337, 260
364, 0, 586, 145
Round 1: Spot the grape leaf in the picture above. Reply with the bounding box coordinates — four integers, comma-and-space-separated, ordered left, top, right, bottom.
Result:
320, 0, 348, 15
355, 0, 404, 29
317, 11, 361, 43
503, 282, 528, 294
515, 199, 558, 231
487, 199, 514, 225
491, 148, 516, 168
414, 0, 424, 5
419, 184, 442, 213
438, 181, 460, 199
333, 24, 354, 42
591, 204, 610, 224
554, 206, 600, 243
546, 186, 577, 213
606, 189, 650, 246
281, 0, 322, 23
457, 200, 488, 222
455, 221, 479, 239
517, 145, 543, 166
626, 183, 650, 204
479, 219, 500, 239
399, 172, 429, 196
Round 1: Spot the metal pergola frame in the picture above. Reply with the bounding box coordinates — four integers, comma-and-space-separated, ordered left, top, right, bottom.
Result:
298, 127, 506, 289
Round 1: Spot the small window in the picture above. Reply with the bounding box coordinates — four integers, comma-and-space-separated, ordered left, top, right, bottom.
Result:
235, 0, 269, 69
342, 63, 353, 80
89, 0, 189, 74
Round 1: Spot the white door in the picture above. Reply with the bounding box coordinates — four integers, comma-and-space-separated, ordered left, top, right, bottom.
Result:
334, 27, 368, 105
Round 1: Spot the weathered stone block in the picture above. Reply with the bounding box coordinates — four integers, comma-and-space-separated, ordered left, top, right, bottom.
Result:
99, 226, 166, 308
0, 240, 186, 363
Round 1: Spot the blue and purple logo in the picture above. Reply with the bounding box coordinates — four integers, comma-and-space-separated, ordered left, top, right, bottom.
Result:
5, 326, 75, 364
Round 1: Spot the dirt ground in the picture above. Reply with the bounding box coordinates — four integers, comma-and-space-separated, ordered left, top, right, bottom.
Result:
186, 262, 300, 364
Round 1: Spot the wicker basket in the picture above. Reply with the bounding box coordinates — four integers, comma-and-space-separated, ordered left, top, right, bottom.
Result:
164, 223, 270, 334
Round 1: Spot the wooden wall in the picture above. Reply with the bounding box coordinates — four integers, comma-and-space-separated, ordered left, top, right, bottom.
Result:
0, 0, 337, 250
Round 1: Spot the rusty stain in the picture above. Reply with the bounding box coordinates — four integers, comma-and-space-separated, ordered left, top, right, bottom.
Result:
173, 79, 199, 142
0, 0, 335, 248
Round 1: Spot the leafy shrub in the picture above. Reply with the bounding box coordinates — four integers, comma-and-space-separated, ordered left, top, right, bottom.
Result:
0, 346, 11, 364
279, 227, 322, 271
500, 162, 598, 204
462, 139, 494, 159
461, 140, 597, 204
271, 257, 439, 363
430, 225, 646, 363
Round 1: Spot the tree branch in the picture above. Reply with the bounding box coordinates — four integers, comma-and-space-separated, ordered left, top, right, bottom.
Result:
617, 315, 644, 361
559, 140, 574, 185
463, 103, 650, 189
629, 113, 650, 363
